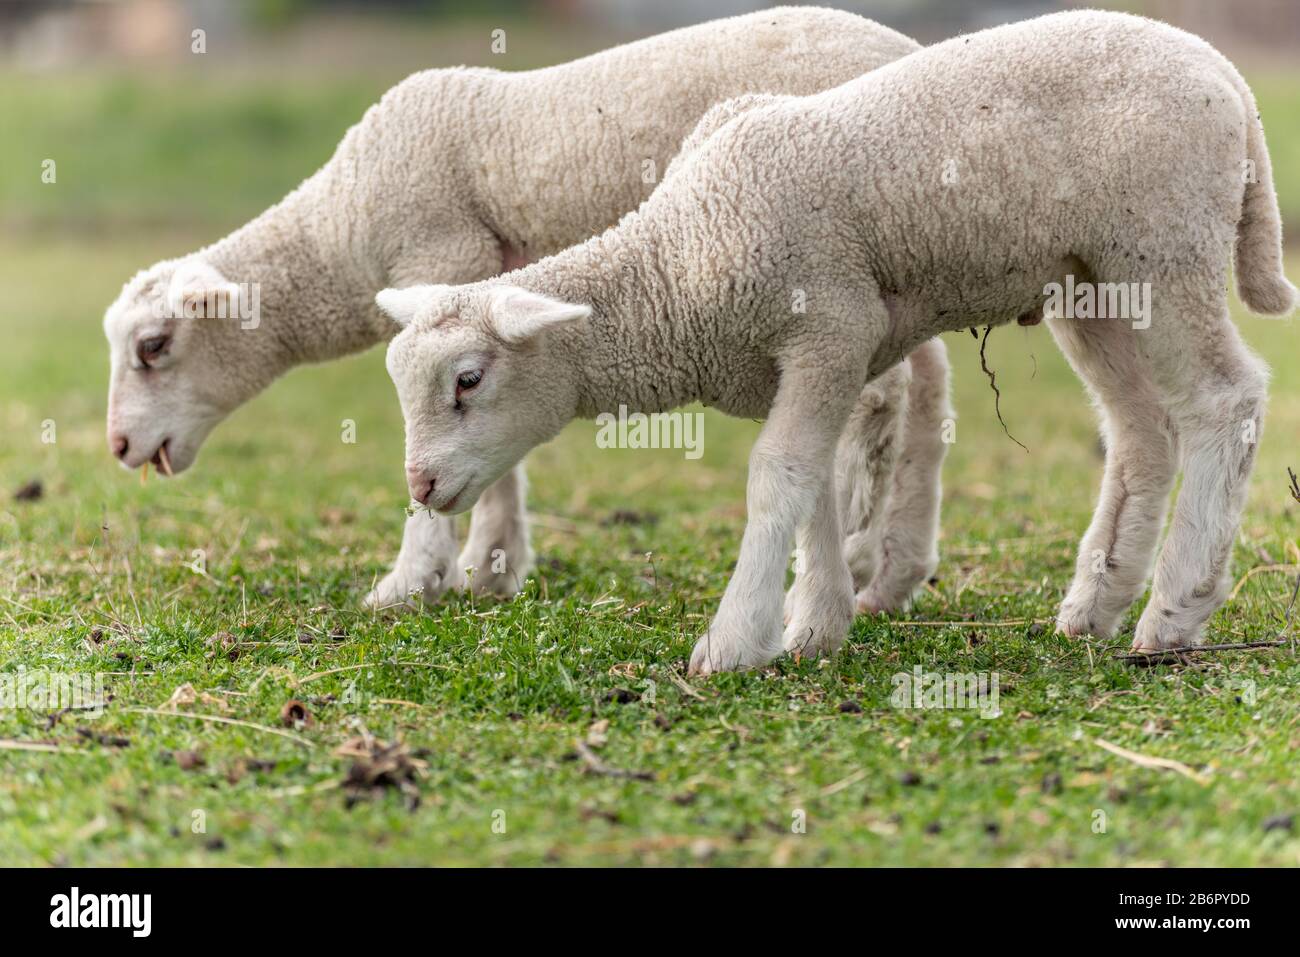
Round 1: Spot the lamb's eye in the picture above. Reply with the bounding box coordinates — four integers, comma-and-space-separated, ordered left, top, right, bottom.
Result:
456, 370, 483, 393
136, 335, 171, 366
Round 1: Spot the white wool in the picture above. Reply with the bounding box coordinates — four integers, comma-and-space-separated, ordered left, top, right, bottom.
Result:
385, 10, 1292, 672
101, 7, 946, 611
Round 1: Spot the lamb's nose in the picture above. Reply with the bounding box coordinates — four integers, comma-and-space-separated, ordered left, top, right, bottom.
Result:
406, 465, 435, 506
110, 434, 129, 460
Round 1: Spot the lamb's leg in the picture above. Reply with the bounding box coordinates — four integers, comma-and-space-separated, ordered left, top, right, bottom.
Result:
690, 344, 863, 675
784, 361, 906, 626
365, 509, 462, 609
782, 471, 856, 660
823, 362, 910, 608
1047, 315, 1178, 638
456, 464, 535, 597
853, 337, 952, 613
785, 339, 950, 624
1131, 299, 1268, 650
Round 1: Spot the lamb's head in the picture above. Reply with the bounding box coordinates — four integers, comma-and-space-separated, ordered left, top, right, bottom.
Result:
103, 258, 272, 475
379, 282, 589, 514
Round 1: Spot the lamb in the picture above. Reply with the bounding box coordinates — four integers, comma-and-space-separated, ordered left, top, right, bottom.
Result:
100, 6, 949, 615
379, 9, 1294, 675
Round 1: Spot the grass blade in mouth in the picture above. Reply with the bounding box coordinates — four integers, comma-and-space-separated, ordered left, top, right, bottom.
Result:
158, 444, 173, 477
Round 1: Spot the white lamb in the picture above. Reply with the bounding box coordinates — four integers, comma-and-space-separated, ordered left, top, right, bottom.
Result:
100, 6, 949, 615
379, 10, 1294, 675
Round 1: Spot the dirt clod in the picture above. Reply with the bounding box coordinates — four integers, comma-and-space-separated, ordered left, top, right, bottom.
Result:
13, 479, 43, 502
1263, 813, 1294, 833
601, 509, 659, 527
336, 735, 426, 810
76, 727, 130, 748
279, 699, 312, 728
171, 749, 205, 771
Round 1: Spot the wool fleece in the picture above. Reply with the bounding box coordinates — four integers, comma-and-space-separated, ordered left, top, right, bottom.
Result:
101, 6, 949, 611
382, 10, 1293, 673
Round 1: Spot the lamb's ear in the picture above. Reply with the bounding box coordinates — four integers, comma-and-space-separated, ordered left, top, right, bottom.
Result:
167, 260, 239, 319
376, 285, 446, 328
486, 286, 590, 344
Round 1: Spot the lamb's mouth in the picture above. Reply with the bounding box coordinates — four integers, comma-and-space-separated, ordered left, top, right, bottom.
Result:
150, 440, 175, 477
433, 477, 472, 514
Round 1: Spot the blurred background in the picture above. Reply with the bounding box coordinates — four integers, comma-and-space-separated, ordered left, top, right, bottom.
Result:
1, 0, 1296, 587
2, 0, 1297, 238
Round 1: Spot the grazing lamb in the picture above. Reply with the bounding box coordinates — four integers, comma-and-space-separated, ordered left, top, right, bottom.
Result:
380, 10, 1294, 675
100, 6, 948, 615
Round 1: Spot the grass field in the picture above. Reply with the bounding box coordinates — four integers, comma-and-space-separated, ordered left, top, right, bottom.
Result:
2, 21, 1299, 866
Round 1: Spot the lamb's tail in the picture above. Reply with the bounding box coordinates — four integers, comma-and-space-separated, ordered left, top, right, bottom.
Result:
1228, 69, 1296, 315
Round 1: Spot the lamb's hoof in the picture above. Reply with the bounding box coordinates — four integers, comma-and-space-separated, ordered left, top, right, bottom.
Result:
854, 585, 910, 616
781, 622, 849, 661
688, 617, 782, 676
853, 558, 934, 616
783, 594, 853, 660
364, 566, 451, 611
1054, 598, 1120, 640
1131, 606, 1205, 652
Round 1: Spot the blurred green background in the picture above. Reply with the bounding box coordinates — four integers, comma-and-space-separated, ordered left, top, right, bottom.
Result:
2, 0, 1298, 237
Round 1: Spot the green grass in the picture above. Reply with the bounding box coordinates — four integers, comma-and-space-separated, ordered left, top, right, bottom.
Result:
1, 22, 1299, 866
2, 232, 1297, 866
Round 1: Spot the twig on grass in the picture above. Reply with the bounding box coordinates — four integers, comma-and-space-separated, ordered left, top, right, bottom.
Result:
292, 660, 447, 687
0, 739, 85, 755
1093, 737, 1209, 785
889, 617, 1052, 629
664, 665, 707, 700
819, 768, 868, 796
1114, 639, 1289, 666
372, 697, 438, 711
574, 739, 654, 781
1227, 563, 1299, 602
265, 779, 342, 800
126, 707, 314, 748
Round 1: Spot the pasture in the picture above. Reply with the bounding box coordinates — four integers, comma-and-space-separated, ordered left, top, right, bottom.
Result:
1, 31, 1298, 866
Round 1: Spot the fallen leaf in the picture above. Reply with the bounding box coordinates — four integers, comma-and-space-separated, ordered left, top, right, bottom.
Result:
586, 719, 610, 748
